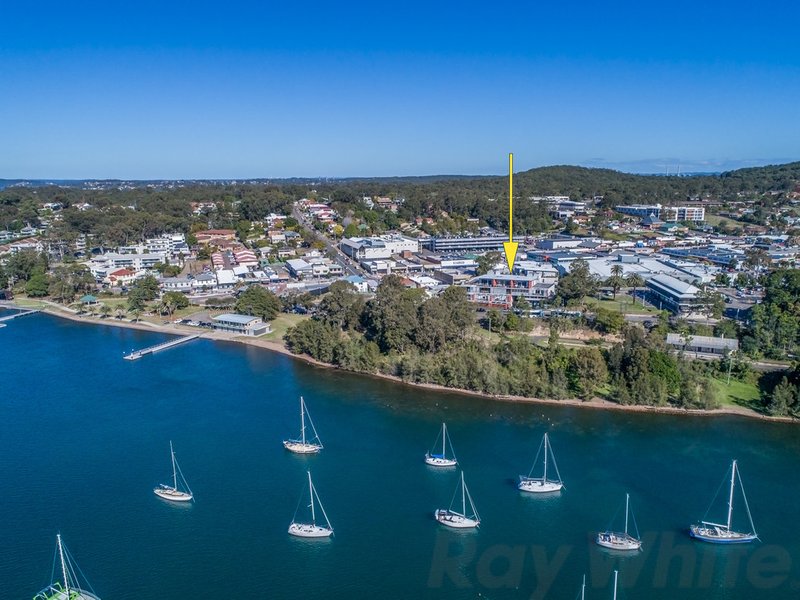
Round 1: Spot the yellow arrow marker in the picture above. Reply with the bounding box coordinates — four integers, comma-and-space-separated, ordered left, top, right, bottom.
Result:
503, 152, 518, 273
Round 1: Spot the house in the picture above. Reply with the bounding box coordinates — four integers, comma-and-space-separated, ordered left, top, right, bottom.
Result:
267, 230, 286, 244
195, 229, 236, 243
160, 276, 194, 293
666, 333, 739, 356
107, 268, 136, 286
211, 313, 271, 336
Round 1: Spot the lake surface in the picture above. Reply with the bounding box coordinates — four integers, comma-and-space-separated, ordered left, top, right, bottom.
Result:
1, 314, 798, 599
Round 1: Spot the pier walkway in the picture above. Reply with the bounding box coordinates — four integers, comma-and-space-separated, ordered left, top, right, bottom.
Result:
123, 334, 200, 361
0, 308, 41, 326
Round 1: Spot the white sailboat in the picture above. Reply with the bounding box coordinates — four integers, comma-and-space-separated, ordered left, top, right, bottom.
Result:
283, 396, 323, 454
425, 422, 458, 467
596, 493, 642, 551
435, 471, 481, 529
518, 432, 563, 493
34, 534, 102, 600
690, 459, 758, 544
154, 441, 194, 502
289, 471, 334, 538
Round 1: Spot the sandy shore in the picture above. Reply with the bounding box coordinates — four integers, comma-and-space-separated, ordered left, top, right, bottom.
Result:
23, 302, 796, 425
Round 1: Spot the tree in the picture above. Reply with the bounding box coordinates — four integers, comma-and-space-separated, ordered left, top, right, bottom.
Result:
99, 304, 112, 318
25, 268, 49, 297
698, 287, 725, 324
476, 251, 502, 276
163, 291, 189, 311
625, 273, 645, 305
363, 275, 424, 352
318, 281, 362, 330
235, 285, 281, 321
343, 223, 359, 238
568, 347, 608, 398
513, 295, 532, 313
556, 258, 599, 304
768, 377, 796, 416
0, 264, 7, 290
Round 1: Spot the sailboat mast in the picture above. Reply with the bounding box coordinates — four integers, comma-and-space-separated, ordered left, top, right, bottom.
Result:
624, 493, 630, 535
543, 434, 549, 482
308, 471, 316, 523
300, 397, 307, 445
727, 460, 737, 531
57, 534, 70, 596
612, 570, 618, 600
442, 423, 447, 457
581, 574, 586, 600
461, 472, 466, 515
170, 441, 177, 490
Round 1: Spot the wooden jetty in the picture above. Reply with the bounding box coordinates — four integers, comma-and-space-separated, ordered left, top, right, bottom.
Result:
123, 334, 200, 361
0, 308, 40, 324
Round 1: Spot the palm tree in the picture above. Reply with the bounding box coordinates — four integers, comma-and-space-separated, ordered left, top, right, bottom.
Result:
625, 273, 645, 305
129, 308, 142, 323
115, 307, 125, 320
99, 304, 112, 319
604, 263, 624, 300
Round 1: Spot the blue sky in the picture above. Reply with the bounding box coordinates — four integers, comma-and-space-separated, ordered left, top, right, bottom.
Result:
2, 1, 799, 178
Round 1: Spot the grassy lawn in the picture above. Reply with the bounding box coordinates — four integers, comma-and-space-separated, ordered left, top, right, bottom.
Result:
705, 214, 747, 230
584, 297, 658, 315
261, 313, 309, 341
712, 378, 763, 411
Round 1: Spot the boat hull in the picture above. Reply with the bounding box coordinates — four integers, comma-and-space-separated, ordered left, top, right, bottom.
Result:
596, 532, 642, 551
288, 522, 333, 538
283, 440, 323, 454
518, 477, 563, 493
154, 486, 193, 502
435, 509, 479, 529
425, 454, 457, 467
689, 525, 757, 544
34, 584, 101, 600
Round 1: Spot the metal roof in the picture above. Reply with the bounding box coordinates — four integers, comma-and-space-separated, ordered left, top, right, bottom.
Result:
213, 313, 261, 325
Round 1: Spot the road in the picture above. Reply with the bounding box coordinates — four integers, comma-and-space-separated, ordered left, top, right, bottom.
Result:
291, 203, 364, 277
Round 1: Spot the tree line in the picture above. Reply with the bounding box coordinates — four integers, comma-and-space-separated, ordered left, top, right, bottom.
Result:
284, 275, 721, 409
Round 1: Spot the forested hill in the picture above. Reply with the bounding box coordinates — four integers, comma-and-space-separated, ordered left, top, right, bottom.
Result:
2, 160, 799, 199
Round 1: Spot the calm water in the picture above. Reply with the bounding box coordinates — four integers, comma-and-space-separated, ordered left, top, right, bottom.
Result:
1, 314, 798, 599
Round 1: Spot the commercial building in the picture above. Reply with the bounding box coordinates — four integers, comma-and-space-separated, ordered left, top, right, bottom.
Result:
615, 204, 705, 222
467, 272, 557, 309
211, 313, 271, 336
340, 235, 419, 260
422, 235, 524, 253
646, 274, 702, 314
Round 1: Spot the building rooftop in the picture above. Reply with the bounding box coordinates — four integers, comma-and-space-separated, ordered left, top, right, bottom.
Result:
213, 313, 261, 325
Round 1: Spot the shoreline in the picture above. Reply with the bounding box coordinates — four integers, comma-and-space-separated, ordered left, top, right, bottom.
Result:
24, 303, 797, 425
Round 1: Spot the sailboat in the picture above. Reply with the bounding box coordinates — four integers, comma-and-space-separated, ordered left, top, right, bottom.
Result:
288, 471, 334, 538
34, 534, 102, 600
518, 432, 563, 493
690, 459, 758, 544
596, 493, 642, 551
435, 471, 481, 529
283, 396, 323, 454
425, 422, 458, 467
154, 441, 194, 502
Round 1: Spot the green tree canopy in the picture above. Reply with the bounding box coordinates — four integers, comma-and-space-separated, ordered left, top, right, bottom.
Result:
235, 285, 281, 321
